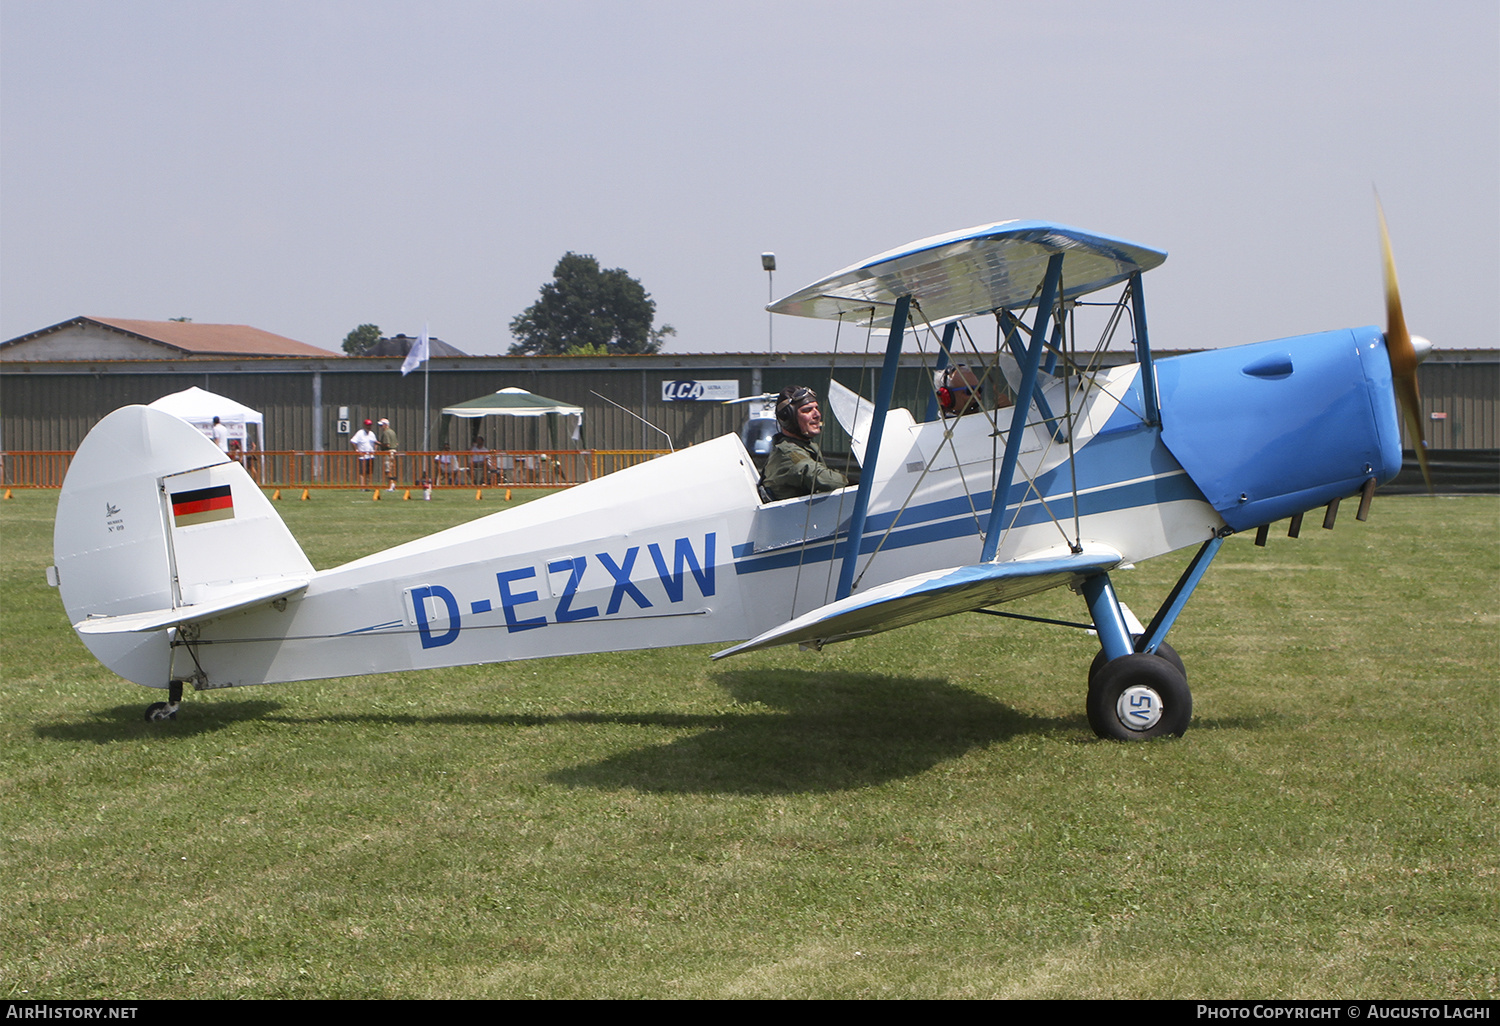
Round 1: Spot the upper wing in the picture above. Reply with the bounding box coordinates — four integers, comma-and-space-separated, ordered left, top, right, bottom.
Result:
714, 544, 1122, 658
769, 221, 1166, 329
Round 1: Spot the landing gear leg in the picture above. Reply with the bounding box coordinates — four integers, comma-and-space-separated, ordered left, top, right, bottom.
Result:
145, 679, 184, 722
1089, 639, 1185, 684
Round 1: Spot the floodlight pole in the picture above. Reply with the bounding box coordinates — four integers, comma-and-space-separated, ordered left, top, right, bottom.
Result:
762, 253, 776, 353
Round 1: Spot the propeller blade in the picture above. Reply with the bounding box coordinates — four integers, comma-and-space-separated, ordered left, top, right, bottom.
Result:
1377, 197, 1432, 492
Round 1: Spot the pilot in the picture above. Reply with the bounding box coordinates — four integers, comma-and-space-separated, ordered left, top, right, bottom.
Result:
760, 386, 849, 500
936, 363, 983, 416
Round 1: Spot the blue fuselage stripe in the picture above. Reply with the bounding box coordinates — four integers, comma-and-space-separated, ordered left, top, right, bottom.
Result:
733, 404, 1200, 577
732, 470, 1198, 575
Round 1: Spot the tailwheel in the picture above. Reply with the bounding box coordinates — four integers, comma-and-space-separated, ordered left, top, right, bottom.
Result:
1087, 653, 1192, 741
144, 680, 185, 723
144, 702, 178, 722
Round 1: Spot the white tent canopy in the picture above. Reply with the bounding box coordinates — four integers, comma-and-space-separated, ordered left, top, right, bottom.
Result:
440, 387, 582, 420
148, 386, 266, 450
439, 387, 583, 446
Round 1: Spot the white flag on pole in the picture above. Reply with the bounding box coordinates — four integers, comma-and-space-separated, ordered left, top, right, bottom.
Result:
401, 326, 430, 376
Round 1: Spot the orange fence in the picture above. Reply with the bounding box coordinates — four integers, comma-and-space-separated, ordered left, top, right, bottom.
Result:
0, 450, 671, 489
1, 452, 73, 488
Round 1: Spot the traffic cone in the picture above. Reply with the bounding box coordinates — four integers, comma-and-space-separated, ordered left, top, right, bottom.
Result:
3, 489, 11, 500
475, 489, 483, 501
272, 489, 281, 500
372, 489, 380, 501
505, 488, 512, 502
403, 489, 410, 500
301, 488, 310, 500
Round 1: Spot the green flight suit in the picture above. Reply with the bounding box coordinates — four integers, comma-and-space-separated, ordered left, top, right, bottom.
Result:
761, 433, 848, 500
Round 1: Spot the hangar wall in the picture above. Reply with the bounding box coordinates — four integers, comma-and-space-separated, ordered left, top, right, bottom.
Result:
2, 349, 1495, 463
0, 353, 941, 457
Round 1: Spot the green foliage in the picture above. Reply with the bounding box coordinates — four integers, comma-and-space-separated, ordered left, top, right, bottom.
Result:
342, 323, 383, 356
1, 490, 1495, 998
509, 252, 675, 356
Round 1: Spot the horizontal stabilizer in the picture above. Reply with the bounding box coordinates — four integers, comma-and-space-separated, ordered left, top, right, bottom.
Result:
714, 545, 1122, 658
75, 577, 309, 635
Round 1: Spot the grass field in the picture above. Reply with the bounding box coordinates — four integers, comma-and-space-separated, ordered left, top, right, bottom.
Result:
1, 488, 1495, 999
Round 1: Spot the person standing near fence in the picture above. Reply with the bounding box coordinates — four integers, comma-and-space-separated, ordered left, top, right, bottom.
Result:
470, 436, 491, 486
379, 418, 400, 492
351, 419, 378, 489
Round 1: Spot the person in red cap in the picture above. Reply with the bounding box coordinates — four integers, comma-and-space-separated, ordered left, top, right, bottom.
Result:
351, 418, 378, 489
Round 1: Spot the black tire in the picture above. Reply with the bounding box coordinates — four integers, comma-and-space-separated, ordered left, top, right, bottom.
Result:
1089, 640, 1185, 684
144, 702, 177, 722
1087, 653, 1191, 741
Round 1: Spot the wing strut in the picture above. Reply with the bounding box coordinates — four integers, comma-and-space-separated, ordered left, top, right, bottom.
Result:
921, 322, 959, 423
835, 293, 910, 601
1129, 271, 1160, 426
1000, 311, 1067, 443
981, 252, 1064, 562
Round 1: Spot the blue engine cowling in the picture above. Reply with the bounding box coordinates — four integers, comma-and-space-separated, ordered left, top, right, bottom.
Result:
1154, 327, 1404, 533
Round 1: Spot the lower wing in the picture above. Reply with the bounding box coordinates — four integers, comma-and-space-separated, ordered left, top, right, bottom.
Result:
714, 544, 1122, 658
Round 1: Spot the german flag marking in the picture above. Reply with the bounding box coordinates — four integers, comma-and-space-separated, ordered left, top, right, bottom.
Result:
171, 484, 234, 526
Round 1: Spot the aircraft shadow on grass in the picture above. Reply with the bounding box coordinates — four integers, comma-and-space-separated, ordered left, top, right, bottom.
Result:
549, 669, 1061, 795
35, 700, 286, 744
41, 671, 1054, 792
546, 672, 1278, 794
39, 676, 1274, 794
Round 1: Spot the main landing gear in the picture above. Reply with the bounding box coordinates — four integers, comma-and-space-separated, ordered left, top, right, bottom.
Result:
1077, 533, 1225, 741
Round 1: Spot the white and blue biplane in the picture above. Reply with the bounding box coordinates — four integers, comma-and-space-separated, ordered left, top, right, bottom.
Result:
50, 211, 1429, 739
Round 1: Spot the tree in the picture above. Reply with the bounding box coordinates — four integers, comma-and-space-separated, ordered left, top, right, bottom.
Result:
343, 323, 383, 356
508, 253, 675, 356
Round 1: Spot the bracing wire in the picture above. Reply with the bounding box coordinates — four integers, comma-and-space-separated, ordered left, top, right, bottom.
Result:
984, 281, 1147, 560
810, 277, 1145, 593
1063, 301, 1083, 550
823, 313, 880, 602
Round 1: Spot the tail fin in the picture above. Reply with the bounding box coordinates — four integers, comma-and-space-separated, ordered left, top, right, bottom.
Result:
52, 406, 312, 687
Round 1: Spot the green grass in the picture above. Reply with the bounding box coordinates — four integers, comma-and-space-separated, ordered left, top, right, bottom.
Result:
1, 488, 1496, 998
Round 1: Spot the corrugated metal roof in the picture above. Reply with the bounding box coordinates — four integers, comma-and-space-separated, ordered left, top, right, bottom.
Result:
1, 316, 340, 358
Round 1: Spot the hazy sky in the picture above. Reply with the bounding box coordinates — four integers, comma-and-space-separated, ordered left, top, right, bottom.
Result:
3, 0, 1496, 356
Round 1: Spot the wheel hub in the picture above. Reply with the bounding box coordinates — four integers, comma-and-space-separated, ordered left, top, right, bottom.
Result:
1116, 685, 1164, 731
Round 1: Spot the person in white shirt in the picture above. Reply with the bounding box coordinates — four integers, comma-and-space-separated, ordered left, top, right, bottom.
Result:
210, 416, 230, 453
350, 419, 378, 489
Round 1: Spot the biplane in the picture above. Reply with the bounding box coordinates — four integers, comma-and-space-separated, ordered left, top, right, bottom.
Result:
50, 211, 1429, 739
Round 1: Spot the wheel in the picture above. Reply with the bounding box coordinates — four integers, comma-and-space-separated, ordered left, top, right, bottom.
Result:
144, 701, 177, 722
1086, 653, 1191, 741
1089, 640, 1185, 683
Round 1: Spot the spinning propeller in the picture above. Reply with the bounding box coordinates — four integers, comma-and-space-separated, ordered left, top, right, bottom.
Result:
1376, 196, 1433, 492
